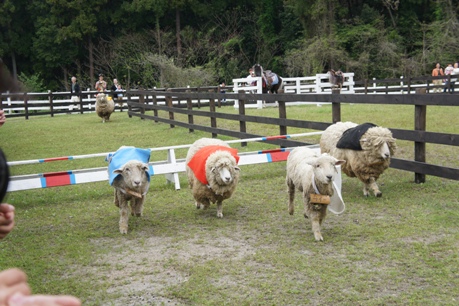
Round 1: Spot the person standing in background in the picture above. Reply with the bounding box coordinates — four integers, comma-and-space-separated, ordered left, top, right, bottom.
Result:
110, 78, 120, 99
443, 64, 454, 93
69, 76, 81, 110
431, 63, 444, 93
95, 74, 107, 93
451, 62, 459, 93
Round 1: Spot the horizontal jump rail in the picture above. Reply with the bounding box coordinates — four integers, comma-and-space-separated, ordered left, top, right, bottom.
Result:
8, 132, 323, 166
7, 144, 323, 192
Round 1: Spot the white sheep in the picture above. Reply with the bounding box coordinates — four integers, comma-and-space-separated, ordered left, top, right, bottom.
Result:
185, 138, 241, 218
286, 147, 345, 241
95, 93, 115, 123
107, 146, 151, 234
320, 121, 397, 197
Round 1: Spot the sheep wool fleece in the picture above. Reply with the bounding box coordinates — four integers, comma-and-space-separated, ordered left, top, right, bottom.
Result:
106, 147, 151, 185
187, 146, 240, 185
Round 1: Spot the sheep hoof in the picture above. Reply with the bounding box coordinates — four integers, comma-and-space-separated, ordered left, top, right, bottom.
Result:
120, 228, 128, 234
375, 192, 382, 197
195, 202, 201, 209
314, 233, 324, 242
135, 213, 142, 217
303, 213, 309, 219
217, 212, 223, 218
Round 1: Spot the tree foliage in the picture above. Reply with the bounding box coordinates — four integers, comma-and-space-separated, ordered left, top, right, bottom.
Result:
1, 0, 459, 90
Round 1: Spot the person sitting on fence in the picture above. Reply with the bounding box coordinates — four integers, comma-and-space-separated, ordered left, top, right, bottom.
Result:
246, 68, 256, 86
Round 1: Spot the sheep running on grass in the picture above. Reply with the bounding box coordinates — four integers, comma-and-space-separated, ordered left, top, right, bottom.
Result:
286, 147, 345, 241
320, 121, 397, 197
95, 93, 115, 123
107, 147, 151, 234
185, 138, 241, 218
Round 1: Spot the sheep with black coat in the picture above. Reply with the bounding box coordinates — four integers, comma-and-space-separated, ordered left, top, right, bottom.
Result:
185, 138, 241, 218
320, 121, 397, 197
286, 147, 345, 241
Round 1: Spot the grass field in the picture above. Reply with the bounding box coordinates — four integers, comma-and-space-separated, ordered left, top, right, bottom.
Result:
1, 104, 458, 305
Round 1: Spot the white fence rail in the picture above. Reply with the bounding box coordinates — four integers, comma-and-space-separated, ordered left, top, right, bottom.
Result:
2, 74, 443, 114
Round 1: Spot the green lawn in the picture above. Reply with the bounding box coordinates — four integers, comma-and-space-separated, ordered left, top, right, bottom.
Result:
1, 104, 458, 305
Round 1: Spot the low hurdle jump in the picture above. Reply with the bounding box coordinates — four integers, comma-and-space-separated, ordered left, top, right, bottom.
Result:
8, 132, 336, 192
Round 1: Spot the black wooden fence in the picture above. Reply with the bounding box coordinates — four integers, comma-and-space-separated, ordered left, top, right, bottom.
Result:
2, 76, 458, 183
124, 89, 459, 184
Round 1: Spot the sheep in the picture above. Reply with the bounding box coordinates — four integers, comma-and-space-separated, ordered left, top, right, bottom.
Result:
107, 147, 151, 234
185, 138, 241, 218
320, 121, 397, 197
286, 147, 345, 241
95, 93, 115, 123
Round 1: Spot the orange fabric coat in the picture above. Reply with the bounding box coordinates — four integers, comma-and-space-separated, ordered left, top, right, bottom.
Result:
187, 146, 239, 185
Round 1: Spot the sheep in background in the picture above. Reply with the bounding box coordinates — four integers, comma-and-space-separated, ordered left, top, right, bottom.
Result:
107, 147, 151, 234
320, 121, 397, 197
286, 147, 345, 241
95, 93, 115, 123
185, 138, 241, 218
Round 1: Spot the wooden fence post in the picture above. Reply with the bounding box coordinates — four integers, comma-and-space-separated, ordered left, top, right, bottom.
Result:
166, 91, 175, 128
332, 89, 341, 123
48, 90, 54, 117
78, 92, 84, 114
152, 94, 158, 122
414, 89, 426, 183
139, 94, 145, 119
238, 90, 247, 147
127, 90, 132, 118
197, 87, 201, 109
278, 99, 287, 138
209, 95, 217, 138
186, 91, 194, 133
24, 93, 29, 120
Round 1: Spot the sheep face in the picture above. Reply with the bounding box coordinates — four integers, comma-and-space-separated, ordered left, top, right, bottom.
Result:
311, 154, 346, 185
114, 161, 149, 191
360, 136, 396, 162
211, 157, 240, 185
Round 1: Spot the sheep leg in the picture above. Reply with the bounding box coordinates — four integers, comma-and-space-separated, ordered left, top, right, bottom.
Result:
216, 201, 223, 218
131, 197, 144, 217
363, 178, 382, 197
114, 190, 120, 207
310, 211, 324, 242
369, 178, 382, 197
119, 199, 129, 234
287, 181, 295, 215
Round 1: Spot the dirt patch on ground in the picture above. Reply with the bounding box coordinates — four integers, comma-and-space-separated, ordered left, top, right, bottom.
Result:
85, 231, 258, 305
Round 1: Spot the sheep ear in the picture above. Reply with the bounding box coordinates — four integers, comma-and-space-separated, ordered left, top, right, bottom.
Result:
114, 169, 123, 174
142, 164, 149, 172
211, 167, 216, 173
335, 159, 346, 166
234, 166, 241, 171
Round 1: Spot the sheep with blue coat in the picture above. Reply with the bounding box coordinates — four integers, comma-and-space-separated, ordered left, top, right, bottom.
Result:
107, 147, 151, 234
